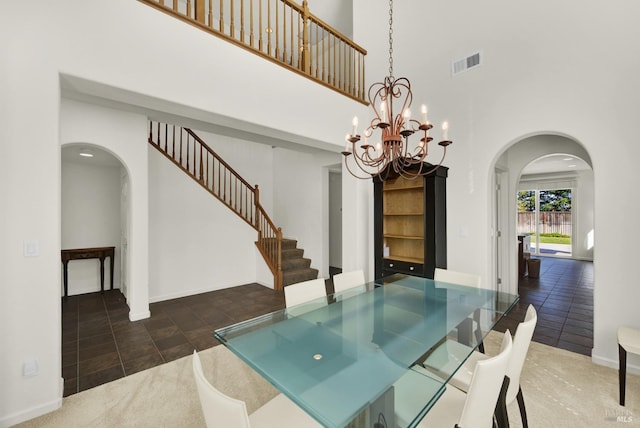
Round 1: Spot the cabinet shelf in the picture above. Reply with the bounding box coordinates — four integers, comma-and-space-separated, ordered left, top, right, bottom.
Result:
383, 185, 423, 192
385, 256, 424, 264
384, 234, 424, 240
383, 212, 423, 216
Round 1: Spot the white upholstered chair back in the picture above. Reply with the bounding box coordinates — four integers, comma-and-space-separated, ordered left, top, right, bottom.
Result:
332, 270, 365, 294
192, 350, 251, 428
434, 267, 482, 288
458, 330, 513, 428
284, 278, 326, 308
506, 305, 537, 403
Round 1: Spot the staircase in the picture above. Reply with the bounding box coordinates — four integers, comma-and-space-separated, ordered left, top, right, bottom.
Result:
281, 239, 318, 286
147, 121, 317, 291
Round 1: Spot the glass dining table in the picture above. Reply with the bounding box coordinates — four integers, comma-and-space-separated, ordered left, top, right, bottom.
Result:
214, 274, 519, 428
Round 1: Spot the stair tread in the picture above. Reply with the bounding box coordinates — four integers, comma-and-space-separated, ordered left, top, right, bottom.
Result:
282, 267, 319, 287
282, 248, 304, 260
282, 257, 312, 271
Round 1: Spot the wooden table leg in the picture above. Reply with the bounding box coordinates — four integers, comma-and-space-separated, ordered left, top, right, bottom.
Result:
99, 256, 105, 293
63, 260, 69, 297
109, 254, 114, 290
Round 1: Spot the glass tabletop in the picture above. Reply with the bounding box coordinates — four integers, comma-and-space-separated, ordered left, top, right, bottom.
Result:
214, 274, 519, 428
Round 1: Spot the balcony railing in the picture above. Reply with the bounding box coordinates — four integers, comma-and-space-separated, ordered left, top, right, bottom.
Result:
139, 0, 367, 103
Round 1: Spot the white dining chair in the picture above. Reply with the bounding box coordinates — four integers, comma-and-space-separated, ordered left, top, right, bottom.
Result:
332, 269, 365, 294
410, 330, 513, 428
618, 326, 640, 406
434, 267, 485, 353
192, 351, 321, 428
284, 278, 327, 308
445, 304, 538, 428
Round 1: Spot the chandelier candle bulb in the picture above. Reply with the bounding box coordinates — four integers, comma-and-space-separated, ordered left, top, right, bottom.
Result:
404, 108, 411, 126
352, 116, 359, 136
421, 104, 428, 124
343, 135, 352, 153
442, 122, 449, 141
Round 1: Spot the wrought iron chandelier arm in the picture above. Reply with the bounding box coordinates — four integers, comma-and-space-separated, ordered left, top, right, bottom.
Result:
343, 156, 378, 180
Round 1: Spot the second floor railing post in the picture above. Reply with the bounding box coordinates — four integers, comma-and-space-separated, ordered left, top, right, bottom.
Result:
195, 0, 205, 24
301, 0, 310, 74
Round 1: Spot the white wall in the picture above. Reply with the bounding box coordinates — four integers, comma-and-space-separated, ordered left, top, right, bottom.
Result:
352, 0, 640, 371
575, 170, 595, 259
273, 148, 341, 279
328, 171, 342, 268
61, 156, 122, 295
148, 143, 263, 301
308, 0, 353, 38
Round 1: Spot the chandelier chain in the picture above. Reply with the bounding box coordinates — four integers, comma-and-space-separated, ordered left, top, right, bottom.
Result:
388, 0, 393, 79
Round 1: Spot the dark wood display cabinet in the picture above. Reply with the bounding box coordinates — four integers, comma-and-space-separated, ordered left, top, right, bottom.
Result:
374, 164, 448, 279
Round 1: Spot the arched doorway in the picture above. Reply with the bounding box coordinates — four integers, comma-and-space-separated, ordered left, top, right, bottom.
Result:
492, 134, 595, 356
60, 143, 132, 396
61, 144, 129, 297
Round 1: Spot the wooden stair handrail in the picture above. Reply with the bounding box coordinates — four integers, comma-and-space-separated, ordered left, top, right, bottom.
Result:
183, 128, 256, 200
148, 121, 284, 290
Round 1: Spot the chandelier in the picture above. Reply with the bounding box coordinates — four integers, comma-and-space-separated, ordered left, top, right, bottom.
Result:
342, 0, 452, 180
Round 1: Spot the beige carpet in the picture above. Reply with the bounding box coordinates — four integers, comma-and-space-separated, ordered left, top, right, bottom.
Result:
15, 332, 640, 427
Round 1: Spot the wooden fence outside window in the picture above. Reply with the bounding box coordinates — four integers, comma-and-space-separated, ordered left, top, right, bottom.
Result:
517, 212, 572, 236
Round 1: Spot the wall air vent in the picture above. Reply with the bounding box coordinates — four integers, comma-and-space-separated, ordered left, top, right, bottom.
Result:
452, 51, 482, 76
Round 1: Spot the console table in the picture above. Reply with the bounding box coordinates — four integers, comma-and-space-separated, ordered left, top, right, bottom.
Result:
61, 246, 115, 297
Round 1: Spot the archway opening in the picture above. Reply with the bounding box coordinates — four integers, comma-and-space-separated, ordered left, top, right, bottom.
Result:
492, 134, 595, 356
60, 143, 130, 396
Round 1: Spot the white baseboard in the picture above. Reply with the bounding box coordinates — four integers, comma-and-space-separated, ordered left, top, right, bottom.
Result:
0, 395, 62, 428
129, 310, 151, 321
148, 281, 266, 303
592, 353, 640, 375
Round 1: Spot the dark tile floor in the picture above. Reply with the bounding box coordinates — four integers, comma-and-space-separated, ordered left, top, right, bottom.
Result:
494, 256, 594, 356
61, 283, 288, 397
62, 257, 593, 396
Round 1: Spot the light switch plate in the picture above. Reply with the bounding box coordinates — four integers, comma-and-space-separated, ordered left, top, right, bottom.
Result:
23, 240, 40, 257
23, 359, 39, 377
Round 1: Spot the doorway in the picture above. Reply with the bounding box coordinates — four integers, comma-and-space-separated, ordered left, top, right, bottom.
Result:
61, 144, 126, 296
517, 188, 572, 257
328, 167, 343, 278
492, 135, 595, 356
